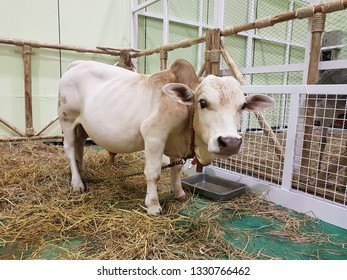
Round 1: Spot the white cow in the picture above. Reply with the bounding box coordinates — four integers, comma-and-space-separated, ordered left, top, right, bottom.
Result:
58, 59, 275, 215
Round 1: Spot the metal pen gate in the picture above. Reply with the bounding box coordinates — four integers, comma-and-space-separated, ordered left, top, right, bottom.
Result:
132, 0, 347, 229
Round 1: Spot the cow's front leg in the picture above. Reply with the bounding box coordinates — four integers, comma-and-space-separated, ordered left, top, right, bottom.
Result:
143, 141, 166, 216
170, 157, 186, 202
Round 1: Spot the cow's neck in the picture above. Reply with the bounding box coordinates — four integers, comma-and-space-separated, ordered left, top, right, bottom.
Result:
189, 107, 212, 172
188, 106, 195, 156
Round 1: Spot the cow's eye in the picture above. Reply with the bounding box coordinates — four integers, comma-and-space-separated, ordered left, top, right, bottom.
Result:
199, 99, 208, 109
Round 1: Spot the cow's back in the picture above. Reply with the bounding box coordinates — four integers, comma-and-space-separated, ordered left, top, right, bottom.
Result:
59, 60, 139, 97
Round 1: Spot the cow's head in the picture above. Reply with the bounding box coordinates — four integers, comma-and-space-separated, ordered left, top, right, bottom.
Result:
162, 75, 275, 164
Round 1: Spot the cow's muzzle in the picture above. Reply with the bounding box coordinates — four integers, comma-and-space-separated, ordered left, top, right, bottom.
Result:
217, 136, 242, 155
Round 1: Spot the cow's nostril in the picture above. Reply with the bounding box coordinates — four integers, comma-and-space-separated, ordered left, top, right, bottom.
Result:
217, 136, 242, 149
217, 136, 227, 148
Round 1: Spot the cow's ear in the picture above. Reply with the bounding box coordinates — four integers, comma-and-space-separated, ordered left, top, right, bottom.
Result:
162, 83, 195, 105
243, 94, 275, 112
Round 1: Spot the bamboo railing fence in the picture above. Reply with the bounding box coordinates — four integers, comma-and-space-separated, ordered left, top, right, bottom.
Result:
0, 0, 346, 170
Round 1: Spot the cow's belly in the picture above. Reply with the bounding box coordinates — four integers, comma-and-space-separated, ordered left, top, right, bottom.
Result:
84, 124, 145, 153
80, 98, 146, 153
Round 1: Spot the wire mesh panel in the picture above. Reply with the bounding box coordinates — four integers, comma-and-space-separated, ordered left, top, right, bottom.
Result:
322, 1, 347, 61
292, 89, 347, 206
136, 0, 213, 73
213, 92, 288, 186
223, 0, 309, 86
290, 7, 347, 206
215, 2, 347, 207
134, 1, 347, 211
136, 0, 165, 73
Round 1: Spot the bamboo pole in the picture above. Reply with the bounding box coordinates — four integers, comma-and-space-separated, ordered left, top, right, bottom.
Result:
0, 37, 122, 56
300, 13, 326, 182
160, 50, 168, 70
117, 50, 135, 71
23, 45, 34, 137
205, 29, 221, 76
0, 134, 64, 142
131, 0, 347, 59
0, 1, 344, 61
204, 39, 211, 76
209, 29, 221, 76
132, 37, 206, 58
0, 0, 346, 144
220, 42, 284, 163
35, 117, 59, 136
0, 117, 25, 136
197, 62, 206, 78
219, 43, 245, 83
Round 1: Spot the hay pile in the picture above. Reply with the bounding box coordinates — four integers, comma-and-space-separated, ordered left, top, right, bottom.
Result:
0, 141, 343, 260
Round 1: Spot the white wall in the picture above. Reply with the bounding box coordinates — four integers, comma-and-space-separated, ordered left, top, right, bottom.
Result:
0, 0, 131, 137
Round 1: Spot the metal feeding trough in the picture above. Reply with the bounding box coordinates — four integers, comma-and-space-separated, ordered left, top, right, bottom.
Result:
181, 173, 247, 201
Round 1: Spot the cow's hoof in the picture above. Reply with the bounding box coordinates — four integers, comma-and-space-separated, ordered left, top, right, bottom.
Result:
147, 205, 162, 216
71, 183, 86, 193
176, 195, 187, 202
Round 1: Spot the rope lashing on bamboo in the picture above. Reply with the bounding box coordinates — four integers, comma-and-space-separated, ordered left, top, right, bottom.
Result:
22, 45, 32, 55
321, 0, 345, 14
160, 50, 168, 60
254, 17, 273, 29
311, 12, 326, 33
295, 6, 315, 19
205, 50, 221, 63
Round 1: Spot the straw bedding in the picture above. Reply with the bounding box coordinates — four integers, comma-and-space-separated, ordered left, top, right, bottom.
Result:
0, 141, 343, 260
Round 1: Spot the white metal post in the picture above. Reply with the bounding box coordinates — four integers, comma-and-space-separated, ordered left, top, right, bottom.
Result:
132, 0, 161, 13
245, 0, 256, 84
163, 0, 169, 45
281, 92, 301, 190
279, 0, 295, 130
213, 0, 225, 72
241, 0, 256, 132
213, 0, 225, 29
197, 0, 204, 73
131, 0, 139, 70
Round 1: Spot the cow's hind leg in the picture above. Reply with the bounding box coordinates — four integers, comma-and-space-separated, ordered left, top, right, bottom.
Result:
75, 124, 88, 173
108, 152, 117, 165
170, 157, 186, 202
63, 124, 86, 193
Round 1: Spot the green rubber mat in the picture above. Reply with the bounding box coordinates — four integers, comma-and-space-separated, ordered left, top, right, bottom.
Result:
1, 198, 346, 260
221, 210, 347, 260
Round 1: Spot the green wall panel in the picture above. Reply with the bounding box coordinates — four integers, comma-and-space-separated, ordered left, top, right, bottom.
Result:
224, 0, 249, 27
0, 0, 131, 137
